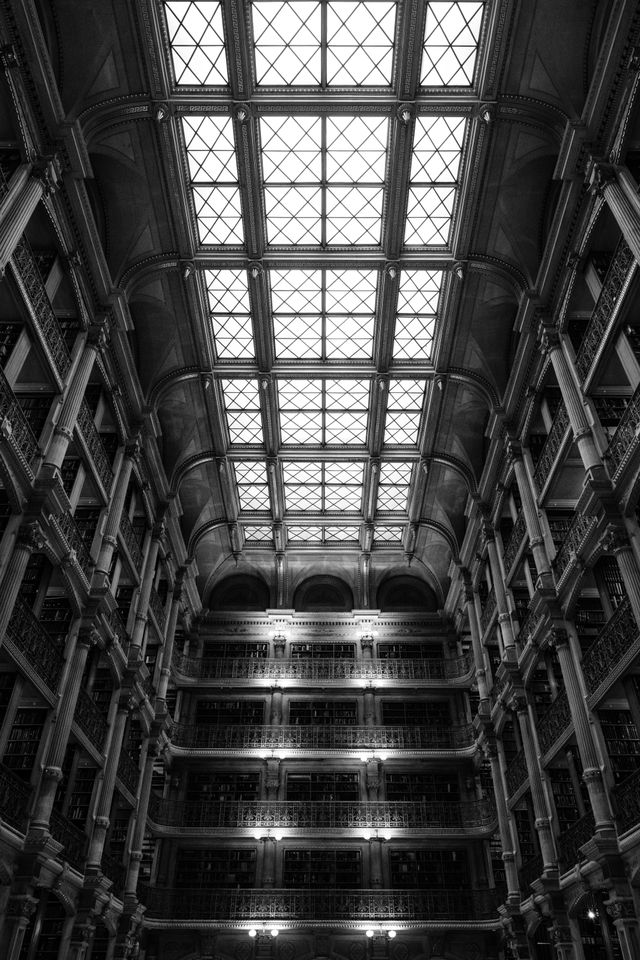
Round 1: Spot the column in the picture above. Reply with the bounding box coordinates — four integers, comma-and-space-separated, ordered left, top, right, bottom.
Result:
602, 525, 640, 634
262, 837, 277, 887
590, 162, 640, 267
42, 321, 107, 472
511, 695, 557, 872
0, 522, 43, 643
265, 759, 280, 800
124, 741, 159, 900
363, 688, 375, 726
156, 571, 184, 703
273, 634, 286, 660
0, 160, 59, 275
3, 896, 37, 960
30, 628, 100, 830
270, 688, 283, 725
86, 692, 133, 872
482, 739, 520, 901
93, 440, 139, 590
461, 569, 490, 704
482, 521, 517, 654
507, 440, 554, 588
129, 520, 165, 656
539, 324, 604, 478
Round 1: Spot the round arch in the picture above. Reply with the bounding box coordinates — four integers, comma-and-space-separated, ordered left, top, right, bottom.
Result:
293, 575, 353, 612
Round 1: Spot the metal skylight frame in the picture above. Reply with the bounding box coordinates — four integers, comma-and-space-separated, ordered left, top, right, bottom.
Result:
164, 0, 228, 85
278, 379, 371, 446
205, 268, 254, 360
420, 1, 485, 87
282, 460, 365, 513
182, 115, 244, 245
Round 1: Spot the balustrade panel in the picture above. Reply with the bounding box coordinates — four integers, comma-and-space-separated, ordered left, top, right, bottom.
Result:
582, 598, 639, 696
0, 761, 32, 831
0, 365, 39, 465
11, 238, 71, 377
77, 400, 113, 494
173, 655, 470, 682
6, 598, 64, 692
533, 404, 570, 491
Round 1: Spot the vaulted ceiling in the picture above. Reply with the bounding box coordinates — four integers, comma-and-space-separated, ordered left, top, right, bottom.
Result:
18, 0, 608, 607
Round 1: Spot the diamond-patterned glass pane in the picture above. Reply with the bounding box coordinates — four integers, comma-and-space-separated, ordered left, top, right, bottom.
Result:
374, 524, 404, 542
327, 2, 396, 85
324, 525, 361, 541
404, 186, 456, 246
421, 2, 484, 86
278, 380, 370, 445
327, 117, 388, 180
184, 116, 238, 181
243, 525, 274, 542
410, 116, 465, 182
252, 1, 322, 85
193, 186, 244, 244
264, 186, 323, 244
222, 379, 263, 444
377, 461, 413, 511
205, 269, 254, 359
394, 270, 442, 360
288, 525, 324, 542
234, 462, 270, 510
261, 117, 322, 181
283, 460, 364, 512
384, 380, 427, 445
165, 1, 228, 85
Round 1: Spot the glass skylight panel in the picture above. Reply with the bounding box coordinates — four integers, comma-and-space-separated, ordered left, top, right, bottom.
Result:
384, 380, 427, 445
243, 525, 274, 542
288, 525, 324, 543
394, 270, 443, 360
261, 116, 388, 246
324, 525, 361, 542
282, 460, 364, 512
287, 525, 360, 543
205, 269, 254, 360
377, 461, 413, 511
165, 1, 228, 86
283, 461, 323, 511
234, 462, 270, 511
221, 379, 263, 444
271, 269, 322, 359
278, 380, 370, 445
251, 1, 396, 87
183, 116, 244, 245
324, 460, 363, 510
421, 2, 484, 86
374, 524, 404, 543
404, 117, 465, 248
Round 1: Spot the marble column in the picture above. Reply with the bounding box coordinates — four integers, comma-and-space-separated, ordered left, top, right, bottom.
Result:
461, 568, 490, 703
0, 159, 59, 275
483, 739, 520, 900
93, 440, 139, 589
129, 520, 165, 656
507, 440, 553, 587
511, 695, 557, 872
156, 572, 184, 703
482, 521, 517, 653
124, 741, 159, 900
590, 162, 640, 267
0, 522, 43, 644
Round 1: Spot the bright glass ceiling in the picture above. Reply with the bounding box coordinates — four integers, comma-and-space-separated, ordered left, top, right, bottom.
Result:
162, 0, 484, 551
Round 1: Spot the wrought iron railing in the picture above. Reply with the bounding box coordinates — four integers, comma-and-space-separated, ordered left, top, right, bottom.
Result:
480, 589, 496, 634
518, 853, 543, 890
581, 598, 639, 696
106, 603, 128, 647
49, 810, 87, 870
607, 382, 640, 475
516, 604, 543, 649
119, 512, 143, 571
505, 749, 528, 796
533, 403, 570, 491
552, 514, 597, 581
557, 811, 595, 870
536, 691, 571, 756
74, 688, 108, 751
147, 798, 496, 831
613, 765, 640, 834
0, 762, 32, 831
139, 886, 501, 922
0, 365, 39, 465
148, 587, 166, 634
6, 598, 64, 692
173, 655, 472, 683
170, 723, 475, 752
52, 512, 93, 580
117, 750, 139, 795
503, 512, 526, 573
77, 399, 113, 494
102, 852, 127, 896
11, 237, 71, 377
575, 238, 635, 381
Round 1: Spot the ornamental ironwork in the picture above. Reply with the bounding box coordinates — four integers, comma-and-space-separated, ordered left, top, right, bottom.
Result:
0, 365, 38, 465
52, 512, 93, 580
607, 381, 640, 475
503, 511, 526, 573
119, 512, 144, 571
140, 886, 500, 922
480, 589, 496, 634
505, 749, 528, 795
77, 400, 113, 495
557, 810, 595, 870
173, 654, 471, 682
581, 598, 639, 695
170, 723, 475, 751
6, 598, 64, 692
517, 604, 543, 648
0, 762, 32, 832
117, 749, 140, 795
533, 403, 570, 491
74, 688, 108, 751
49, 809, 87, 870
536, 690, 571, 755
149, 587, 167, 634
147, 798, 496, 831
11, 238, 71, 378
575, 238, 635, 381
552, 513, 597, 581
613, 765, 640, 834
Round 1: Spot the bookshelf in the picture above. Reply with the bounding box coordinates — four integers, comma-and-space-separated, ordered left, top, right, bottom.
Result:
286, 772, 359, 801
3, 707, 47, 778
175, 848, 256, 888
381, 700, 450, 725
378, 642, 441, 660
389, 849, 467, 889
289, 700, 357, 726
203, 641, 269, 659
186, 771, 261, 802
283, 849, 361, 888
290, 642, 355, 660
384, 772, 459, 802
598, 709, 640, 782
195, 700, 265, 725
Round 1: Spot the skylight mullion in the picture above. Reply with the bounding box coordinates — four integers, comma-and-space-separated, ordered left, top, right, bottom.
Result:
321, 1, 328, 88
321, 115, 327, 247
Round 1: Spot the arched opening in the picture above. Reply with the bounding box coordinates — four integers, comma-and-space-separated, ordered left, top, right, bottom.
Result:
293, 576, 353, 612
377, 575, 438, 612
209, 574, 270, 611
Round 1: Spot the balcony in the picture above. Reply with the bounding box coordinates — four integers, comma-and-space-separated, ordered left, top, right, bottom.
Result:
170, 723, 476, 753
536, 691, 571, 757
0, 365, 39, 468
140, 886, 501, 923
173, 655, 472, 684
606, 382, 640, 477
119, 512, 143, 572
6, 598, 64, 693
11, 238, 71, 379
76, 399, 113, 495
581, 598, 640, 699
552, 513, 597, 584
0, 762, 32, 832
505, 749, 528, 796
503, 511, 527, 575
117, 749, 140, 795
74, 688, 108, 752
533, 403, 570, 493
614, 765, 640, 835
147, 798, 496, 832
51, 512, 93, 581
49, 809, 87, 871
557, 810, 595, 871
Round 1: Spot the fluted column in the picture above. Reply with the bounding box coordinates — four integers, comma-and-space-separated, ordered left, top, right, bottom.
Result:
93, 440, 139, 589
483, 739, 520, 900
0, 521, 43, 643
507, 440, 554, 586
270, 688, 283, 724
511, 695, 557, 872
482, 521, 516, 653
0, 159, 59, 274
461, 569, 490, 703
547, 628, 614, 832
86, 692, 133, 871
43, 322, 107, 471
156, 572, 184, 703
539, 325, 604, 477
601, 525, 640, 633
262, 837, 276, 887
365, 759, 380, 800
30, 627, 100, 830
363, 688, 375, 725
590, 162, 640, 266
368, 838, 383, 886
124, 741, 159, 900
129, 520, 165, 656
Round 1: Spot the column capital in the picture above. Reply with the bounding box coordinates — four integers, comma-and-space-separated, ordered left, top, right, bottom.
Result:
509, 693, 528, 714
599, 523, 630, 555
124, 436, 142, 461
480, 517, 495, 545
505, 436, 523, 463
32, 154, 61, 195
460, 566, 474, 602
587, 158, 618, 195
546, 626, 570, 651
16, 520, 44, 552
86, 319, 110, 352
78, 626, 102, 649
151, 519, 166, 541
537, 321, 562, 354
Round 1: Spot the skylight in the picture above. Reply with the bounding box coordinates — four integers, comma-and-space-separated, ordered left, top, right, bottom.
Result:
394, 270, 443, 360
377, 461, 413, 511
287, 524, 361, 544
270, 269, 377, 359
405, 116, 466, 247
261, 115, 388, 245
165, 1, 228, 85
243, 524, 274, 542
205, 269, 254, 359
251, 1, 397, 86
221, 379, 263, 444
278, 379, 370, 445
384, 380, 427, 446
374, 524, 405, 544
234, 462, 270, 511
183, 116, 244, 244
421, 2, 484, 86
283, 460, 364, 512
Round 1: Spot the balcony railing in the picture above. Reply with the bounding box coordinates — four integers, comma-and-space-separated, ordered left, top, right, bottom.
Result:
581, 598, 639, 697
503, 512, 526, 573
575, 238, 635, 382
105, 603, 128, 648
117, 749, 140, 795
74, 688, 108, 751
607, 381, 640, 476
480, 589, 496, 634
552, 513, 597, 582
140, 886, 501, 922
505, 749, 528, 796
173, 655, 472, 683
0, 762, 32, 832
11, 238, 71, 378
536, 691, 571, 756
77, 399, 113, 495
102, 852, 127, 897
52, 512, 93, 580
147, 798, 496, 831
171, 723, 475, 752
49, 810, 87, 870
6, 598, 64, 693
533, 403, 570, 491
557, 811, 595, 870
119, 512, 143, 572
613, 765, 640, 834
0, 365, 39, 466
149, 587, 166, 634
